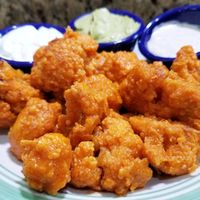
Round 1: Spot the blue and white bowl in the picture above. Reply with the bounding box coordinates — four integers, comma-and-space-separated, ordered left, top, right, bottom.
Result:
138, 4, 200, 64
0, 23, 66, 71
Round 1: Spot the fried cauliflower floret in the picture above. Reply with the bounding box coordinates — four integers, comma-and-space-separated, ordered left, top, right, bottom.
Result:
129, 115, 200, 175
9, 98, 61, 160
120, 58, 200, 121
161, 71, 200, 120
0, 61, 40, 128
56, 74, 122, 148
86, 51, 139, 83
21, 133, 72, 195
71, 141, 102, 190
93, 111, 152, 195
171, 45, 200, 84
120, 61, 169, 116
30, 27, 98, 95
97, 147, 152, 195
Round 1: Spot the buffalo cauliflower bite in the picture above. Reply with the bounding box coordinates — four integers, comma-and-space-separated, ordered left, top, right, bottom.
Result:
171, 45, 200, 84
0, 61, 40, 128
120, 61, 169, 116
56, 74, 122, 148
86, 51, 139, 83
71, 141, 102, 190
21, 133, 72, 195
161, 71, 200, 121
93, 111, 152, 195
120, 57, 200, 122
30, 27, 98, 95
8, 98, 61, 160
129, 115, 200, 175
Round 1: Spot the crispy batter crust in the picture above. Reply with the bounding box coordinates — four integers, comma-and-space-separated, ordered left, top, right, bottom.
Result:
56, 74, 122, 148
9, 98, 61, 159
129, 115, 200, 175
93, 111, 152, 195
0, 61, 40, 128
21, 133, 72, 195
30, 28, 98, 95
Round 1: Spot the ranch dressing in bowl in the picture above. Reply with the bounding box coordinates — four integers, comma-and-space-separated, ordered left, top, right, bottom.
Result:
147, 20, 200, 58
0, 25, 63, 62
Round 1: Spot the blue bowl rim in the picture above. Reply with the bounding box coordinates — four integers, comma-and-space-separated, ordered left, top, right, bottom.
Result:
138, 4, 200, 63
0, 22, 66, 69
68, 8, 145, 48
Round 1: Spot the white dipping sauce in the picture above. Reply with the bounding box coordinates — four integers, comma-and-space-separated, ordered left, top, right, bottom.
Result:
147, 20, 200, 58
0, 25, 63, 62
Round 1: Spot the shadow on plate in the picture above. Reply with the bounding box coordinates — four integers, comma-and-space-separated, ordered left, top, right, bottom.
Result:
6, 147, 22, 166
0, 129, 9, 144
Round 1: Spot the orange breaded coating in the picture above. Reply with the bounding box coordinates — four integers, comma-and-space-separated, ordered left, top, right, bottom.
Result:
161, 71, 200, 120
93, 111, 152, 195
97, 147, 152, 195
129, 115, 200, 175
171, 46, 200, 84
9, 98, 61, 160
0, 101, 16, 128
0, 61, 40, 128
120, 58, 200, 121
21, 133, 72, 195
30, 27, 98, 95
120, 61, 169, 116
86, 51, 139, 83
56, 74, 122, 148
71, 141, 102, 190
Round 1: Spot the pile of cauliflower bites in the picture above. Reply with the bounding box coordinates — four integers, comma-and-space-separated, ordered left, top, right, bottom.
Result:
1, 28, 200, 196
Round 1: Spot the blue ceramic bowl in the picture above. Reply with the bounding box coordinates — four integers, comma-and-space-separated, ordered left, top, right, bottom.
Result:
69, 9, 144, 52
138, 4, 200, 64
0, 23, 66, 71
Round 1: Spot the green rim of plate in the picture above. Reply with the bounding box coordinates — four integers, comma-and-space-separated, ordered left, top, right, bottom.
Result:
1, 163, 200, 200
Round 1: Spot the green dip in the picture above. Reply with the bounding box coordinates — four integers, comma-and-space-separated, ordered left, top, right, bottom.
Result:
74, 8, 140, 43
